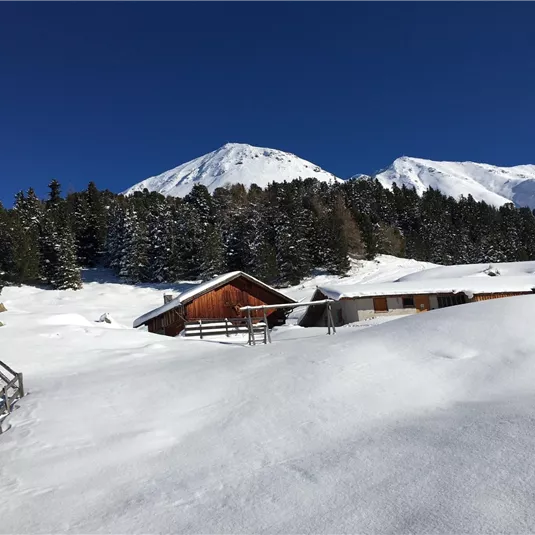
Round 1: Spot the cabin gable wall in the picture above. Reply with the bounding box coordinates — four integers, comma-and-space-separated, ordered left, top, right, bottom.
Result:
146, 308, 185, 336
184, 277, 288, 328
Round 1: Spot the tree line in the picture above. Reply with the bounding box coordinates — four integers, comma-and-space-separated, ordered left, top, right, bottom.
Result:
1, 176, 535, 290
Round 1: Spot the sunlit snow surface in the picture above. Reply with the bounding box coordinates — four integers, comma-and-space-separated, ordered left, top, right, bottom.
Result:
2, 257, 535, 533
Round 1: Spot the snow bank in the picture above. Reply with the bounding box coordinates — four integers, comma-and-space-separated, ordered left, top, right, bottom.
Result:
2, 278, 535, 533
39, 313, 94, 327
397, 259, 535, 281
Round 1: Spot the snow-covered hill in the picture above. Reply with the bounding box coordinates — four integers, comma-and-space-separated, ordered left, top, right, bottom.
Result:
3, 261, 535, 532
369, 156, 535, 208
124, 143, 341, 197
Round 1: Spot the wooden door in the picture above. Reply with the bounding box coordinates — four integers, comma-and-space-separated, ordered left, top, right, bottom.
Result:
414, 295, 430, 312
373, 297, 388, 312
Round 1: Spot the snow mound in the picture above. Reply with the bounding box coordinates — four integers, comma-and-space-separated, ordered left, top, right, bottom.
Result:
39, 314, 94, 327
123, 142, 342, 198
364, 156, 535, 209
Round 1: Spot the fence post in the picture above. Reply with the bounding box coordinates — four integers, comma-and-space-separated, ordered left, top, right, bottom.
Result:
199, 320, 203, 339
3, 387, 9, 414
328, 302, 337, 335
263, 308, 271, 344
17, 373, 24, 398
225, 318, 229, 337
246, 309, 255, 346
326, 302, 337, 335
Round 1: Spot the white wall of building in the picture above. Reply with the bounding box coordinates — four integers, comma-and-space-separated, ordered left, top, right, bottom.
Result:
309, 294, 441, 327
352, 295, 440, 322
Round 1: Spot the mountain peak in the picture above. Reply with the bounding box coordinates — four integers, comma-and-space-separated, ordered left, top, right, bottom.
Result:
374, 157, 535, 208
124, 143, 341, 198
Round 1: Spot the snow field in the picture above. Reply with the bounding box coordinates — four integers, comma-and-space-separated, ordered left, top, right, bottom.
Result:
1, 258, 535, 532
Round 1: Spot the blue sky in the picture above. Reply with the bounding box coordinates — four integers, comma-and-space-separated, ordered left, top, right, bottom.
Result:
1, 2, 535, 205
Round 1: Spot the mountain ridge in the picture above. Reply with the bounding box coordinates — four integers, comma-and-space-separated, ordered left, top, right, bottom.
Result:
371, 156, 535, 208
124, 143, 535, 209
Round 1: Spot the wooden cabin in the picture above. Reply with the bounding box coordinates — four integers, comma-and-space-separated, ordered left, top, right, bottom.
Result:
299, 278, 535, 328
133, 271, 296, 337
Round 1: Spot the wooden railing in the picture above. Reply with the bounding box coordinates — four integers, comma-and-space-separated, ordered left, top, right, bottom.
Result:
0, 360, 25, 423
184, 318, 268, 344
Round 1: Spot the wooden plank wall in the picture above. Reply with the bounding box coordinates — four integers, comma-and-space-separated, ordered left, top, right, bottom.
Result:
145, 276, 292, 336
185, 278, 288, 327
147, 308, 185, 336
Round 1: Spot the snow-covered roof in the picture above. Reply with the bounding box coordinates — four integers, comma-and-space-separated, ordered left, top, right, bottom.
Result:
316, 275, 535, 301
133, 271, 296, 328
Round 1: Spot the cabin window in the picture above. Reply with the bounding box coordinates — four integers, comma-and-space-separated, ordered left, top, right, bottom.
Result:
373, 297, 388, 312
437, 294, 467, 308
402, 297, 415, 308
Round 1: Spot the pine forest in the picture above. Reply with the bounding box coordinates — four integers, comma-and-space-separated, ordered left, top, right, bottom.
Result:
1, 177, 535, 291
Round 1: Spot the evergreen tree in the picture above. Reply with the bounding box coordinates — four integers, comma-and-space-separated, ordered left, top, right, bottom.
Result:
12, 188, 42, 282
40, 181, 82, 290
183, 185, 227, 279
0, 202, 14, 285
105, 200, 126, 273
119, 206, 149, 283
145, 198, 176, 282
71, 182, 107, 266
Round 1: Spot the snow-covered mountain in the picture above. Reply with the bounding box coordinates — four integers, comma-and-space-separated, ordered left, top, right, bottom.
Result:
370, 156, 535, 209
125, 145, 535, 209
124, 143, 342, 197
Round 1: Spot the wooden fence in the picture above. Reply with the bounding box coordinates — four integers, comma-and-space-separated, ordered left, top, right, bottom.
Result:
0, 360, 25, 425
184, 318, 268, 345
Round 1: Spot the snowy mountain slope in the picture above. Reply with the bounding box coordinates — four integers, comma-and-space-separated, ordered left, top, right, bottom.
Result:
368, 156, 535, 208
3, 273, 535, 532
124, 143, 342, 197
126, 144, 535, 208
